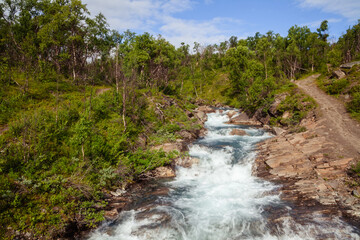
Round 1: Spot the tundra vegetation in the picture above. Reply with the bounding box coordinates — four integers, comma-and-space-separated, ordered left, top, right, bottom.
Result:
1, 0, 360, 238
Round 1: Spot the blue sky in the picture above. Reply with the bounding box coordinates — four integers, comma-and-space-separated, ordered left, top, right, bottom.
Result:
82, 0, 360, 47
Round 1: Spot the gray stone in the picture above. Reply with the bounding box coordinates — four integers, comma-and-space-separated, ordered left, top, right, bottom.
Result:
340, 61, 360, 69
273, 127, 286, 136
332, 69, 346, 79
229, 129, 247, 136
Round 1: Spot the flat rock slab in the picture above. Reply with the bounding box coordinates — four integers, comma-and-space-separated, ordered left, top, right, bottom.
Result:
340, 61, 360, 69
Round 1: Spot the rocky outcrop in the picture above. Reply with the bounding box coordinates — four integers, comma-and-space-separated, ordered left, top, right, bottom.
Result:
269, 93, 288, 116
340, 61, 360, 69
193, 106, 215, 124
195, 105, 216, 113
254, 115, 360, 219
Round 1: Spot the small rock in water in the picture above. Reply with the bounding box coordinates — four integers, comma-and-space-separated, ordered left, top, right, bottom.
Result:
104, 209, 119, 220
175, 156, 200, 168
229, 129, 247, 136
227, 110, 238, 118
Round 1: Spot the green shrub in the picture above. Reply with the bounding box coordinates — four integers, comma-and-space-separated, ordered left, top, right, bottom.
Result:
326, 78, 349, 95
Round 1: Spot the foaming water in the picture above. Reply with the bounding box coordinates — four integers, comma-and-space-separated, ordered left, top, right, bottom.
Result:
89, 110, 360, 240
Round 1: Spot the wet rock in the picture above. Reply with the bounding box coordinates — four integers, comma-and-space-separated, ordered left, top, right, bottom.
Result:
227, 110, 238, 118
229, 129, 247, 136
104, 209, 118, 220
148, 187, 170, 196
109, 202, 127, 209
195, 111, 207, 122
199, 128, 208, 137
332, 69, 346, 79
153, 166, 176, 178
227, 112, 262, 126
175, 156, 200, 168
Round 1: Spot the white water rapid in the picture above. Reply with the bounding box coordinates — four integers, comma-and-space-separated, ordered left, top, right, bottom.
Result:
89, 110, 360, 240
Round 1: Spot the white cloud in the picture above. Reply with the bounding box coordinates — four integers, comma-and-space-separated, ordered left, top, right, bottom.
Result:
159, 17, 244, 47
84, 0, 162, 30
298, 0, 360, 21
82, 0, 244, 47
301, 18, 341, 28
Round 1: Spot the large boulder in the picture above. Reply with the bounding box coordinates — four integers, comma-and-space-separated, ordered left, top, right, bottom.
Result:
340, 61, 360, 69
227, 112, 262, 126
332, 69, 346, 79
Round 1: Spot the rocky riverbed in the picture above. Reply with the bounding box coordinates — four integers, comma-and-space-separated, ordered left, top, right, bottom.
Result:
76, 103, 360, 240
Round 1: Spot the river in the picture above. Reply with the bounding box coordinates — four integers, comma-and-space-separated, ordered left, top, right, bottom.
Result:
89, 110, 360, 240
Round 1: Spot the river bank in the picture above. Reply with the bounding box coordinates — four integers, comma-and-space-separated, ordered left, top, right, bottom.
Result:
84, 109, 360, 239
76, 105, 217, 239
253, 108, 360, 229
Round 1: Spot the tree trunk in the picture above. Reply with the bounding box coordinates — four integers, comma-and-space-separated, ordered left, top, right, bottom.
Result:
72, 42, 77, 84
264, 53, 268, 79
115, 45, 119, 93
122, 72, 127, 131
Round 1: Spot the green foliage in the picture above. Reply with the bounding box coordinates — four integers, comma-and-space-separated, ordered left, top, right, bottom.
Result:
276, 90, 316, 126
326, 79, 349, 95
351, 161, 360, 179
124, 149, 176, 177
347, 92, 360, 121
